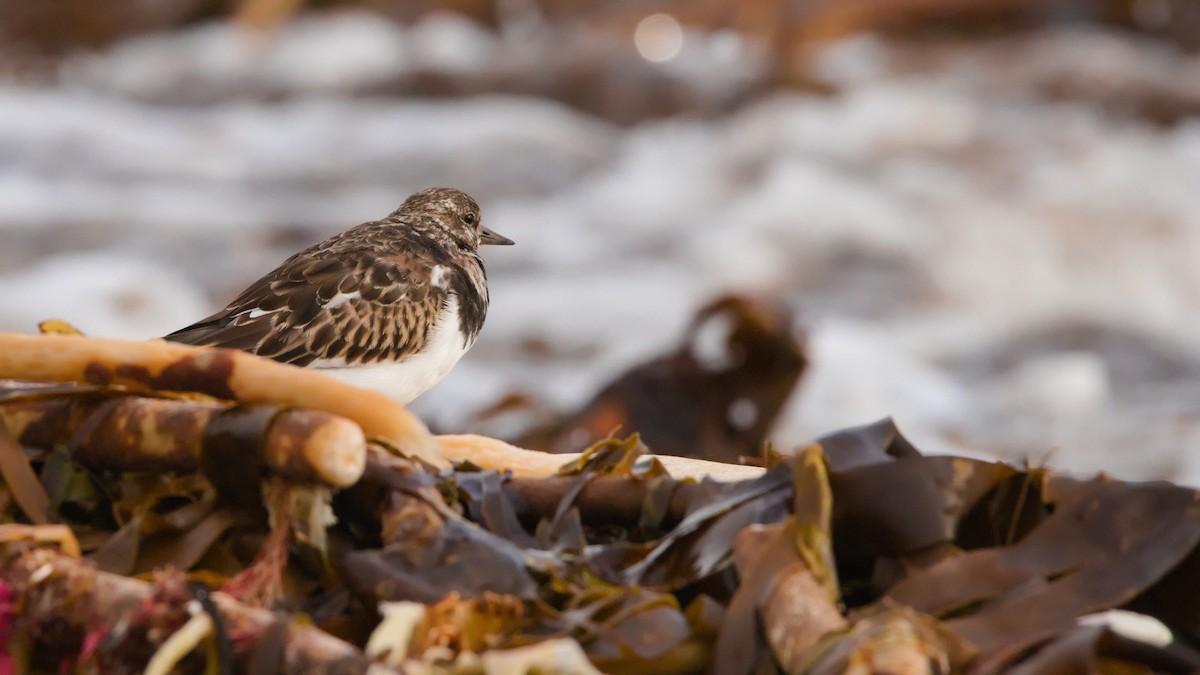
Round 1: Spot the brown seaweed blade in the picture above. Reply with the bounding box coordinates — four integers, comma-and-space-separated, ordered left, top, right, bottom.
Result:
812, 419, 1022, 601
803, 419, 1200, 670
888, 475, 1200, 671
618, 463, 794, 588
341, 452, 540, 606
819, 418, 1018, 558
341, 515, 540, 605
553, 588, 705, 674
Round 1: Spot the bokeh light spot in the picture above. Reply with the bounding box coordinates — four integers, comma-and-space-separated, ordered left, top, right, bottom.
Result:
634, 13, 684, 63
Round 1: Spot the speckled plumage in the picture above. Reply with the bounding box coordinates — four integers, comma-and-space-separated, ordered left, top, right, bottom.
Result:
165, 187, 512, 402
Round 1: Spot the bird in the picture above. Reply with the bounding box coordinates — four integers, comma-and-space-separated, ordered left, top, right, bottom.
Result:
164, 187, 513, 404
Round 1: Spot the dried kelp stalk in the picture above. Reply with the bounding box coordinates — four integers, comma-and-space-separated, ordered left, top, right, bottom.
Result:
1, 383, 365, 487
714, 446, 847, 674
0, 544, 366, 673
0, 332, 442, 469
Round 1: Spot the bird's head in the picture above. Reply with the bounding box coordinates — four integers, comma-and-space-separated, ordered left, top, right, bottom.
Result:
391, 187, 514, 251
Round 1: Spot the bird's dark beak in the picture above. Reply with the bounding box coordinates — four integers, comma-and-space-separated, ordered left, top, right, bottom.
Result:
480, 226, 514, 246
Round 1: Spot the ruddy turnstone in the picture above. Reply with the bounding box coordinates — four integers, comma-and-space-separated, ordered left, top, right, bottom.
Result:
165, 187, 512, 404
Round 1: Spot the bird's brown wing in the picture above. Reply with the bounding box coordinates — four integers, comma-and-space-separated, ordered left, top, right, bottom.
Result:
165, 246, 446, 367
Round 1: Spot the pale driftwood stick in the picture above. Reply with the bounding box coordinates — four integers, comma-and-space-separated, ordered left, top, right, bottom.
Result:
436, 434, 575, 477
655, 454, 768, 482
2, 394, 365, 488
437, 433, 767, 481
0, 334, 771, 485
2, 545, 368, 673
0, 332, 443, 473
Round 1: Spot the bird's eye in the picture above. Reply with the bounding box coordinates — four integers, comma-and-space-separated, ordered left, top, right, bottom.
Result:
464, 213, 477, 225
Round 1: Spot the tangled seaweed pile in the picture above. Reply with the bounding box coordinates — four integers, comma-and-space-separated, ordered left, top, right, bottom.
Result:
1, 326, 1199, 673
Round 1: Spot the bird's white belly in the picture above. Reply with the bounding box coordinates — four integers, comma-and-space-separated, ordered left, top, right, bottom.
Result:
313, 297, 470, 404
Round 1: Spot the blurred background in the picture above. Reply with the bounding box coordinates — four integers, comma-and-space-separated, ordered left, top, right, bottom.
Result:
1, 0, 1199, 480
